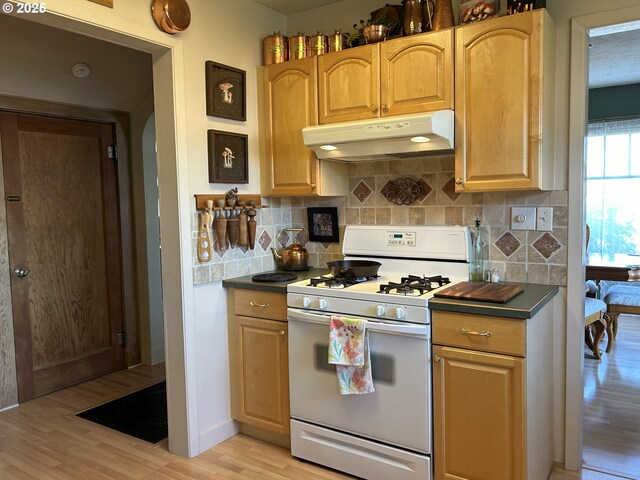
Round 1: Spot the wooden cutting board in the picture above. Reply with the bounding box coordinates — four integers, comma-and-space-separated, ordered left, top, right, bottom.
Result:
434, 282, 524, 303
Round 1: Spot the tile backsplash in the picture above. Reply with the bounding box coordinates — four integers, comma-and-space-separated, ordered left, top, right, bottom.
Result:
193, 156, 568, 286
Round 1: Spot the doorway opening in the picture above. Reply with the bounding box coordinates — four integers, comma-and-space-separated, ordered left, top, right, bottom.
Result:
581, 22, 640, 479
566, 6, 640, 476
0, 7, 195, 456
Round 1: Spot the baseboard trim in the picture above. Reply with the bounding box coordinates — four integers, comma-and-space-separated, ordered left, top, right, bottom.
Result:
198, 418, 239, 454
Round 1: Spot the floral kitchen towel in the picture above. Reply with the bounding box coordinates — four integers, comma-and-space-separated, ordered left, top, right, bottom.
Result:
328, 316, 374, 395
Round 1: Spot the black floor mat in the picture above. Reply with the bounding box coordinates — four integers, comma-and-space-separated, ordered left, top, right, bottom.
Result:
76, 381, 167, 443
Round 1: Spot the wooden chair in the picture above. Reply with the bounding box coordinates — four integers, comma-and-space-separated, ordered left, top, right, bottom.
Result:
584, 225, 612, 358
584, 297, 607, 359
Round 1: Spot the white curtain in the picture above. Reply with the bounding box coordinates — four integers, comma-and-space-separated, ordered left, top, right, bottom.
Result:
586, 118, 640, 256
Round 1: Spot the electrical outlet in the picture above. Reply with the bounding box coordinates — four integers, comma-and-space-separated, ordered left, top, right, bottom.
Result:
536, 207, 553, 231
511, 207, 537, 230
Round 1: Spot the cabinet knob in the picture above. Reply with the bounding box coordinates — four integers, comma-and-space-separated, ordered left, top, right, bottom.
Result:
310, 183, 316, 190
455, 178, 463, 185
434, 355, 441, 363
381, 104, 388, 113
250, 301, 270, 308
280, 330, 285, 336
372, 104, 378, 113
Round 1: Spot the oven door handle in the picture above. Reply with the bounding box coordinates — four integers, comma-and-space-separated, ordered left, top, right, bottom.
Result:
287, 309, 429, 338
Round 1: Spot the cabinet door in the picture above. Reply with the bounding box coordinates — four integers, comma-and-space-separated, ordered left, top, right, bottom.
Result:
381, 30, 454, 117
318, 44, 379, 124
455, 10, 551, 192
261, 58, 318, 196
230, 316, 289, 435
433, 345, 525, 480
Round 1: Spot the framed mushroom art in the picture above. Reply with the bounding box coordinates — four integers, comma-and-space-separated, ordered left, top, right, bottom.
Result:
205, 61, 246, 121
208, 130, 248, 184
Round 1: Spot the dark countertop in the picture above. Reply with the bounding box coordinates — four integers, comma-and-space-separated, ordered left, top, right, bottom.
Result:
428, 283, 559, 319
222, 268, 329, 293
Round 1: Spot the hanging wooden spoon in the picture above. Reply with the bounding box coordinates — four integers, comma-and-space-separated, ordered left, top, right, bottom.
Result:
197, 200, 213, 262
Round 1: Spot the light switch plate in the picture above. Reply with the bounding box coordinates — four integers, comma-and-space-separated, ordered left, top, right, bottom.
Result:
536, 207, 553, 231
511, 207, 537, 230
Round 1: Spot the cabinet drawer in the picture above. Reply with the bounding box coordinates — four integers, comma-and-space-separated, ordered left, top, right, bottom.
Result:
233, 289, 286, 321
432, 311, 525, 357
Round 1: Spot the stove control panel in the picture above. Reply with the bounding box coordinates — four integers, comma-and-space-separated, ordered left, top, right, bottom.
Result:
386, 231, 416, 247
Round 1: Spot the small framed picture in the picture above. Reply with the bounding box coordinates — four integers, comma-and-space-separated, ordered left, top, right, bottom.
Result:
307, 207, 339, 243
205, 61, 246, 121
207, 130, 248, 184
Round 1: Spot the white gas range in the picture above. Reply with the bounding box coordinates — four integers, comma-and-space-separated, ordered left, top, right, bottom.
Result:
286, 225, 471, 480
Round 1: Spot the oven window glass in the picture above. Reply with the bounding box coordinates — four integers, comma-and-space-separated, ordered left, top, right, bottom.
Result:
314, 343, 395, 385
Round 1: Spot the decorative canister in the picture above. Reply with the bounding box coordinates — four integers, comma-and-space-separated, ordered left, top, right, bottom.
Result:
403, 0, 427, 36
328, 30, 347, 52
262, 31, 288, 66
432, 0, 455, 31
289, 33, 309, 60
310, 31, 329, 56
507, 0, 546, 14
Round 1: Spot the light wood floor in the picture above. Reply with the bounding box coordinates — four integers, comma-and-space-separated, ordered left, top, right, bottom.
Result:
0, 343, 637, 480
583, 313, 640, 480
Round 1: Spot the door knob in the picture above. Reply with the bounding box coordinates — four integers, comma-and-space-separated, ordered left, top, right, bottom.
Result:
14, 268, 29, 278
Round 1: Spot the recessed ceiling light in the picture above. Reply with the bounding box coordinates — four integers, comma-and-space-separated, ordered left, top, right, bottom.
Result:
410, 136, 430, 143
71, 62, 91, 79
320, 145, 337, 151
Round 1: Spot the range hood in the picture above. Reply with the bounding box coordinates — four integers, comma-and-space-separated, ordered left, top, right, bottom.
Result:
302, 110, 454, 162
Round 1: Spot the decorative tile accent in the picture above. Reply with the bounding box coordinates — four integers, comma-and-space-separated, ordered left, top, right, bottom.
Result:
258, 230, 272, 251
417, 178, 432, 201
321, 242, 332, 249
533, 233, 561, 259
353, 181, 372, 203
495, 232, 521, 257
277, 228, 289, 248
381, 177, 431, 205
294, 230, 309, 246
441, 177, 460, 202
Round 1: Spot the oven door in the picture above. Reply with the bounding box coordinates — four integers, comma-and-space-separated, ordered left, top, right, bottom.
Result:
287, 308, 431, 454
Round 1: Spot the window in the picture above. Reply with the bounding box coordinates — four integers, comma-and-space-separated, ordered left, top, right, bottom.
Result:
586, 118, 640, 257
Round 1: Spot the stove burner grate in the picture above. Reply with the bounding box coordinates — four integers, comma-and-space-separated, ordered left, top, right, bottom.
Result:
308, 274, 379, 289
378, 274, 451, 296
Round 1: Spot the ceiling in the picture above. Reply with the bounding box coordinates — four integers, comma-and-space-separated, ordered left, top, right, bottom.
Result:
589, 25, 640, 89
253, 0, 342, 15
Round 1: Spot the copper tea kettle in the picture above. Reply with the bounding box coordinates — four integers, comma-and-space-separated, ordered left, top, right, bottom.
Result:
271, 228, 309, 271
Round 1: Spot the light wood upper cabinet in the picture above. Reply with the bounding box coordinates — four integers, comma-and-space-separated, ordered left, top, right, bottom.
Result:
318, 29, 454, 124
259, 58, 347, 196
454, 9, 556, 192
381, 29, 454, 117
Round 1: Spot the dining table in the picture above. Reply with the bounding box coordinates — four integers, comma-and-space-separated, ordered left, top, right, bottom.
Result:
586, 253, 640, 281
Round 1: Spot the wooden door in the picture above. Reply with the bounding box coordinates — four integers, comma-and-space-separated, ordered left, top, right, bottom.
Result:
317, 44, 379, 124
0, 112, 125, 401
381, 30, 454, 117
433, 345, 525, 480
454, 10, 548, 192
261, 58, 319, 196
230, 315, 289, 435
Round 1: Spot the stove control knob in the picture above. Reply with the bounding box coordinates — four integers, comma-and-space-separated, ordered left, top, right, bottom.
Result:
395, 307, 406, 320
376, 305, 387, 317
318, 298, 328, 310
302, 297, 311, 308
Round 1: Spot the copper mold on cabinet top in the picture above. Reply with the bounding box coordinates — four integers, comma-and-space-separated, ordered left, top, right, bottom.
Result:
152, 0, 191, 35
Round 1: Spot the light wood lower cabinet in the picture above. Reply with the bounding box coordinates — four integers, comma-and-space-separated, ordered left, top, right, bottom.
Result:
227, 289, 290, 436
432, 304, 554, 480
